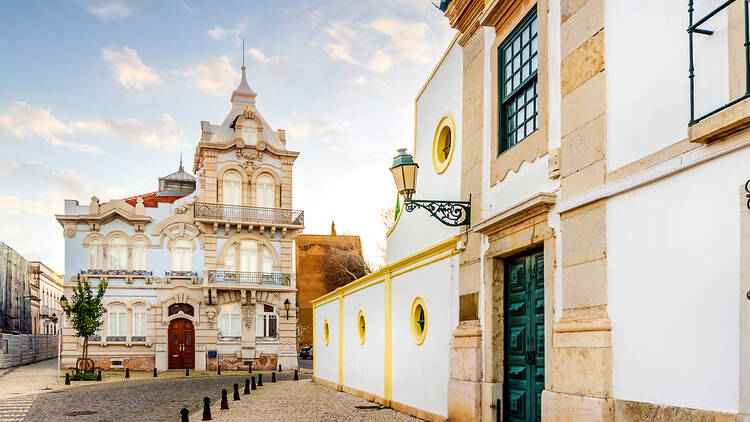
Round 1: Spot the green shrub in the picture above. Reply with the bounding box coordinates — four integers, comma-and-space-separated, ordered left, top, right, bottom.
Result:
70, 372, 99, 381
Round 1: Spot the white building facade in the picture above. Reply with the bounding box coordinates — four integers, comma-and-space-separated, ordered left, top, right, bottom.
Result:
56, 66, 302, 372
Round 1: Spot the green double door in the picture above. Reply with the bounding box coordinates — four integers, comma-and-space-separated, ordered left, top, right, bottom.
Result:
503, 250, 544, 422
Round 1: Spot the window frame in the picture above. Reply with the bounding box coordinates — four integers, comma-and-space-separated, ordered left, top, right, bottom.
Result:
498, 7, 539, 156
170, 238, 192, 271
132, 304, 147, 338
255, 173, 275, 208
107, 304, 127, 338
256, 303, 278, 339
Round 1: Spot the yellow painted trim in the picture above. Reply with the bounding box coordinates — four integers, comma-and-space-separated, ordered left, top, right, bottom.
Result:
431, 114, 456, 174
338, 293, 343, 387
410, 296, 428, 346
311, 236, 459, 306
391, 249, 458, 279
344, 277, 386, 298
356, 309, 367, 345
385, 195, 403, 238
313, 305, 316, 376
323, 319, 330, 346
384, 273, 392, 401
413, 32, 461, 154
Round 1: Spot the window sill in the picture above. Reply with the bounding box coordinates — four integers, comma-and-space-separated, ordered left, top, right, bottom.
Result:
689, 96, 750, 144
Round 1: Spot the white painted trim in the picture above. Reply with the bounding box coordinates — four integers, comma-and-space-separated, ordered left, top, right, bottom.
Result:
558, 137, 750, 213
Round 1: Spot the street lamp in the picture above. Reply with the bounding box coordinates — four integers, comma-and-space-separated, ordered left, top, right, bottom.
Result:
284, 298, 291, 320
390, 148, 471, 227
57, 295, 68, 384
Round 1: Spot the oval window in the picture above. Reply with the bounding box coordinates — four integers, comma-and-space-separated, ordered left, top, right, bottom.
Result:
410, 297, 428, 345
323, 319, 330, 346
432, 115, 455, 174
356, 310, 366, 345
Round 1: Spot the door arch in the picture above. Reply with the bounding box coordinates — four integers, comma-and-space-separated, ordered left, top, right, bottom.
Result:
168, 318, 195, 369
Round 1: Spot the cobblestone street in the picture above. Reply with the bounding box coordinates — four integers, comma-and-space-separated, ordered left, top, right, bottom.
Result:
23, 371, 308, 422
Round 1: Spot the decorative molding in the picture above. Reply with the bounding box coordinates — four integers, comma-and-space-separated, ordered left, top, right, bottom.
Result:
473, 192, 557, 235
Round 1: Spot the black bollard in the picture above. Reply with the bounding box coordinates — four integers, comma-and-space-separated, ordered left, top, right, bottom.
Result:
186, 367, 189, 377
248, 361, 252, 374
258, 373, 263, 386
180, 408, 189, 422
294, 369, 299, 381
217, 365, 221, 375
271, 372, 276, 383
220, 389, 229, 410
125, 368, 130, 378
233, 383, 240, 400
251, 376, 257, 390
244, 378, 250, 395
65, 372, 70, 385
153, 368, 157, 377
278, 364, 282, 372
97, 370, 102, 381
202, 397, 212, 421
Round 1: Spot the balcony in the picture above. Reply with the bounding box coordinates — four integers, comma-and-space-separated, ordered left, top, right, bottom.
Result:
205, 270, 292, 287
80, 269, 153, 284
194, 203, 304, 235
40, 305, 49, 317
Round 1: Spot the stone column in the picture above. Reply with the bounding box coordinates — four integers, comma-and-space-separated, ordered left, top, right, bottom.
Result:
240, 291, 256, 360
280, 157, 293, 209
203, 151, 218, 203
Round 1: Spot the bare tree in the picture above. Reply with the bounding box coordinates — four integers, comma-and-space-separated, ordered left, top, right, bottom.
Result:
319, 238, 372, 292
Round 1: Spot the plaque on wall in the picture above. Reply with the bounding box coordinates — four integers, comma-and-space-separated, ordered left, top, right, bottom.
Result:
155, 344, 166, 352
196, 345, 206, 352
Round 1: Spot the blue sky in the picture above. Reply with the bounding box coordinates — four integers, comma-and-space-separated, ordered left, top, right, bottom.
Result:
0, 0, 455, 273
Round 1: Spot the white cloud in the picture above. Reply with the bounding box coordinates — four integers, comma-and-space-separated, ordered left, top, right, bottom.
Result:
83, 0, 133, 20
180, 56, 240, 97
367, 50, 393, 73
286, 120, 350, 143
325, 43, 359, 65
102, 46, 161, 90
369, 18, 432, 61
207, 24, 247, 41
0, 195, 50, 216
0, 102, 101, 153
248, 48, 284, 65
71, 114, 183, 151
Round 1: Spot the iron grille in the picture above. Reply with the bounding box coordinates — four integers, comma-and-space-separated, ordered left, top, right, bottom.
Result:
194, 202, 304, 226
165, 271, 198, 277
205, 270, 292, 286
81, 270, 153, 276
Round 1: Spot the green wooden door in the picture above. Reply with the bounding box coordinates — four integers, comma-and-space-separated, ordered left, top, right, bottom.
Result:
503, 250, 544, 422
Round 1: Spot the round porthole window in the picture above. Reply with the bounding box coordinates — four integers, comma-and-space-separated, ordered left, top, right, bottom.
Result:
323, 319, 330, 346
432, 115, 455, 174
356, 310, 366, 345
410, 297, 428, 345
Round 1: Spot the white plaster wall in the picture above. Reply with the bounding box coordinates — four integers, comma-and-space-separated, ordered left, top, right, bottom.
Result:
387, 42, 463, 264
392, 257, 457, 417
314, 300, 340, 385
342, 282, 385, 397
606, 0, 729, 171
608, 145, 749, 413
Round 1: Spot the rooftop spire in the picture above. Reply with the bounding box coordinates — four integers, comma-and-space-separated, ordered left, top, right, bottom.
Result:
179, 152, 183, 171
231, 36, 257, 105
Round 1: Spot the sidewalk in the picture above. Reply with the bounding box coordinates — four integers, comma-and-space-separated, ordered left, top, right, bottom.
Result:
0, 358, 58, 400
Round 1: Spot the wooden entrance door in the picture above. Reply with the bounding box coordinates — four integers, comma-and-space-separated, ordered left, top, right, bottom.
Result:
503, 250, 544, 422
168, 319, 195, 369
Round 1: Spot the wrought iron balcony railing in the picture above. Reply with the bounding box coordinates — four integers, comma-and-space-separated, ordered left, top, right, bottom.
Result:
81, 269, 153, 276
194, 202, 304, 226
688, 0, 750, 125
165, 271, 198, 277
205, 270, 292, 286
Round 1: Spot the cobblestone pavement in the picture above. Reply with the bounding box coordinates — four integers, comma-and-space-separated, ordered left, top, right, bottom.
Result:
0, 395, 36, 422
197, 379, 420, 422
26, 371, 309, 422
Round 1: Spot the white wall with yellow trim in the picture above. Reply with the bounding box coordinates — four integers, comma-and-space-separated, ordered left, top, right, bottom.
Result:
313, 299, 339, 385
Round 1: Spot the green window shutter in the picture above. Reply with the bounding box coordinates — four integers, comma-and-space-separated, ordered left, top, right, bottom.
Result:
499, 8, 539, 155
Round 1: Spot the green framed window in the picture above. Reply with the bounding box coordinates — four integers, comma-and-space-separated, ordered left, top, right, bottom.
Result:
499, 9, 538, 155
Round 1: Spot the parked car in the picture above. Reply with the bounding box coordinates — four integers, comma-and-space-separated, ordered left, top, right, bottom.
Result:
300, 346, 313, 359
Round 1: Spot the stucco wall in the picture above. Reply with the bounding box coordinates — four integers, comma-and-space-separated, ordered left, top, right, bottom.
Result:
342, 282, 385, 398
607, 144, 749, 413
605, 0, 729, 171
314, 299, 340, 385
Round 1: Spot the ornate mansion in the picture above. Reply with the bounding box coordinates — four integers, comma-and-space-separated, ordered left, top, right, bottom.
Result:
55, 64, 303, 371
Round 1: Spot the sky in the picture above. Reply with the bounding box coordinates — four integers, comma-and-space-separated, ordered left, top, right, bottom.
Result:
0, 0, 456, 274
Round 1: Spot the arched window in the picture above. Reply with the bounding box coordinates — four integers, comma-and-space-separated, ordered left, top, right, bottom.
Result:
108, 304, 127, 339
88, 238, 103, 269
171, 239, 192, 271
256, 174, 275, 208
218, 302, 241, 338
256, 303, 278, 339
133, 239, 147, 271
133, 304, 146, 339
261, 246, 273, 273
239, 240, 258, 272
109, 237, 127, 270
223, 170, 242, 205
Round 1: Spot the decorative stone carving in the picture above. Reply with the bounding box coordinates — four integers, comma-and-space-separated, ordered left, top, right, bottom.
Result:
174, 198, 195, 214
243, 307, 254, 329
63, 225, 77, 239
205, 307, 217, 327
256, 140, 267, 151
135, 197, 145, 215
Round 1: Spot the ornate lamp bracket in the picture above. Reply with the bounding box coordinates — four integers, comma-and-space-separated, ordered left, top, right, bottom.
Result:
745, 180, 750, 209
404, 194, 471, 227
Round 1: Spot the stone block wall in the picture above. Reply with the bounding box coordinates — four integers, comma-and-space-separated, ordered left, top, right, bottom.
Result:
0, 333, 58, 368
